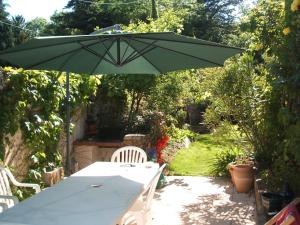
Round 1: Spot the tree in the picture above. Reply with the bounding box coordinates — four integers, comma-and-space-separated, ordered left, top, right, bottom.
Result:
0, 2, 13, 51
182, 0, 243, 43
44, 11, 81, 36
26, 17, 48, 37
11, 15, 31, 45
47, 0, 150, 34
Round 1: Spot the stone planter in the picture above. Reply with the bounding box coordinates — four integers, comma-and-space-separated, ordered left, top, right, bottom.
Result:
123, 134, 148, 150
229, 163, 254, 193
42, 167, 64, 187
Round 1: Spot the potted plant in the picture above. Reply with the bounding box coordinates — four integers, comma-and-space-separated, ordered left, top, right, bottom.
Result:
228, 154, 255, 193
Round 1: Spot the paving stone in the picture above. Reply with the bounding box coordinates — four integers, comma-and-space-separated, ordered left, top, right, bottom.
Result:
151, 176, 257, 225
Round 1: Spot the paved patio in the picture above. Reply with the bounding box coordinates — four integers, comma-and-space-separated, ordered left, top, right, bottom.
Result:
151, 176, 257, 225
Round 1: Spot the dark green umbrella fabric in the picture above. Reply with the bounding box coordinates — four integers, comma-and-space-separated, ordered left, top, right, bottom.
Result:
0, 32, 242, 74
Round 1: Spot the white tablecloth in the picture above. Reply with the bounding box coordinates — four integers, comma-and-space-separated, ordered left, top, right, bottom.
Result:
0, 162, 159, 225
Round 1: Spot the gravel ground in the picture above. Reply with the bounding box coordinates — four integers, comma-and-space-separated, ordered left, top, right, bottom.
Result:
151, 176, 257, 225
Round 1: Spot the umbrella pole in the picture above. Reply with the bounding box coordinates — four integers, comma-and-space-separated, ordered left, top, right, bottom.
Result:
66, 71, 71, 175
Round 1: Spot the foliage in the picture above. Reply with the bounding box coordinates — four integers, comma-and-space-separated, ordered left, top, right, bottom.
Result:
10, 15, 31, 45
211, 147, 244, 177
0, 67, 99, 198
0, 7, 48, 62
100, 74, 158, 132
26, 17, 48, 37
0, 3, 13, 54
201, 0, 300, 193
47, 0, 151, 34
94, 10, 190, 133
182, 0, 243, 43
203, 52, 276, 166
39, 0, 242, 43
124, 9, 186, 34
166, 126, 200, 143
241, 0, 300, 194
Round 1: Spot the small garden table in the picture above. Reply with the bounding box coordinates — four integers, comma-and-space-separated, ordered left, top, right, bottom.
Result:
0, 162, 159, 225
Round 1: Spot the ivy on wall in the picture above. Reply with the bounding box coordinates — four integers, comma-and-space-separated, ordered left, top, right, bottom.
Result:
0, 67, 99, 192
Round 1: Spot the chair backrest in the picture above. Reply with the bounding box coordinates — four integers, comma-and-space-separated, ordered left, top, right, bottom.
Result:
111, 146, 147, 163
0, 167, 14, 207
144, 164, 166, 211
265, 198, 300, 225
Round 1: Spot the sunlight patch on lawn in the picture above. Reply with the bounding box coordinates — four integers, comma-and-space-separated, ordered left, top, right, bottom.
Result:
168, 134, 231, 176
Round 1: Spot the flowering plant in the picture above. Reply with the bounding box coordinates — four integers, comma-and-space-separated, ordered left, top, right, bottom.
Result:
155, 135, 169, 164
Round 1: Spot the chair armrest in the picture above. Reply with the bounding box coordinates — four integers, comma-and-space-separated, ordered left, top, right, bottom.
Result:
0, 202, 8, 211
13, 182, 41, 193
4, 168, 41, 193
0, 195, 19, 205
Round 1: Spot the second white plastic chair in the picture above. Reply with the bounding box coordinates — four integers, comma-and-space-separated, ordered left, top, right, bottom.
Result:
120, 164, 166, 225
111, 146, 147, 163
0, 166, 41, 212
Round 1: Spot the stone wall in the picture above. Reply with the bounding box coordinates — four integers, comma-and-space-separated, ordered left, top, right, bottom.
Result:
123, 134, 149, 150
57, 106, 87, 172
2, 106, 87, 180
4, 129, 32, 181
73, 133, 149, 170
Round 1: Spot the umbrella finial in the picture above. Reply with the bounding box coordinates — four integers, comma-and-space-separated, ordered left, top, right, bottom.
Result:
114, 24, 121, 32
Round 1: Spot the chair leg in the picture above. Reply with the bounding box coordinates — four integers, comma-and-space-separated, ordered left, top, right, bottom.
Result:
130, 210, 153, 225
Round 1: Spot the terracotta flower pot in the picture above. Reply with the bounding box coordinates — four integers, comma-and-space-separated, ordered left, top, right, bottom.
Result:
229, 164, 254, 193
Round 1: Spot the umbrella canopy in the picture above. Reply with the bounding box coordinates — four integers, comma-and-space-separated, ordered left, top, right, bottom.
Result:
0, 32, 242, 74
0, 30, 243, 174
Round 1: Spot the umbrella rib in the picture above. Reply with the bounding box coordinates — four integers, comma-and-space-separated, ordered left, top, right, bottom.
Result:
117, 38, 121, 65
118, 40, 141, 64
122, 46, 157, 65
77, 41, 116, 66
132, 35, 243, 51
131, 37, 224, 67
25, 40, 101, 69
58, 49, 82, 71
120, 37, 131, 63
121, 38, 158, 65
126, 42, 162, 74
90, 40, 116, 74
97, 38, 118, 65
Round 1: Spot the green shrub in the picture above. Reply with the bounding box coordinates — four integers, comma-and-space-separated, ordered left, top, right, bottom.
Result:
211, 147, 244, 177
166, 125, 200, 143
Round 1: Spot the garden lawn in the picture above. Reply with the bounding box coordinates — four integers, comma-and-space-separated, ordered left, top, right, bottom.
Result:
168, 134, 232, 176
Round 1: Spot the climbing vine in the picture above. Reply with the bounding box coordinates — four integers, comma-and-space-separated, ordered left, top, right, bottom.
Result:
0, 67, 99, 193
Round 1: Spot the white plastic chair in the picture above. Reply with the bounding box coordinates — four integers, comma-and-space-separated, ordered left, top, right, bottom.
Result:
0, 166, 41, 212
111, 146, 147, 163
119, 164, 166, 225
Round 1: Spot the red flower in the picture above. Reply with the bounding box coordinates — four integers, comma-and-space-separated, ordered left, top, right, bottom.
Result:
156, 135, 169, 164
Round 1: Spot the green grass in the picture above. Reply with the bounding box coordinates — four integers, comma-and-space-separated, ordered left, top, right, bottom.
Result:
168, 134, 233, 176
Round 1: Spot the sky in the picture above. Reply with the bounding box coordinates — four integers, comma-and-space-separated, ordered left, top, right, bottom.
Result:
5, 0, 70, 21
4, 0, 256, 22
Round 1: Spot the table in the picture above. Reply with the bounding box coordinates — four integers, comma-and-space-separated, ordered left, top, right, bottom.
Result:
0, 162, 159, 225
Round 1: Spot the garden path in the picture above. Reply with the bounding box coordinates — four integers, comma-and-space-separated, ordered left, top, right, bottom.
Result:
151, 176, 256, 225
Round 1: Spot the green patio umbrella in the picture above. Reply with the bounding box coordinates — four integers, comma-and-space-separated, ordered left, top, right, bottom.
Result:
0, 26, 243, 174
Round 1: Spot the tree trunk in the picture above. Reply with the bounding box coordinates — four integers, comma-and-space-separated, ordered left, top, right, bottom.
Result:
127, 91, 137, 129
151, 0, 158, 19
134, 93, 143, 116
